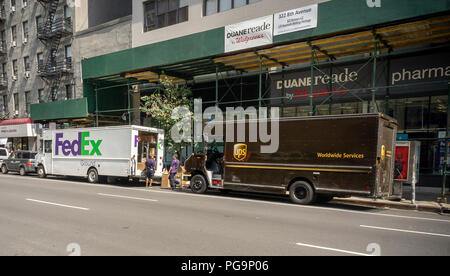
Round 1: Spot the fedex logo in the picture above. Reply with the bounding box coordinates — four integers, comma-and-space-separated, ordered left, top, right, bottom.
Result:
55, 132, 103, 156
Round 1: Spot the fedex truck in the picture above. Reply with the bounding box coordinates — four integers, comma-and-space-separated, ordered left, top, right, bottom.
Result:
36, 125, 165, 183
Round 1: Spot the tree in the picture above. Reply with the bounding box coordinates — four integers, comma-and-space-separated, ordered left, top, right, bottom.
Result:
140, 77, 193, 155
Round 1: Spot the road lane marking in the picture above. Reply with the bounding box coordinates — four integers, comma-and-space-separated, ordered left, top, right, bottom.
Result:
26, 199, 90, 211
98, 193, 158, 202
295, 242, 372, 256
360, 225, 450, 238
4, 174, 448, 223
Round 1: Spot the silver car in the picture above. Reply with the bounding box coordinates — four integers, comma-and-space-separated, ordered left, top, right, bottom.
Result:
1, 151, 39, 176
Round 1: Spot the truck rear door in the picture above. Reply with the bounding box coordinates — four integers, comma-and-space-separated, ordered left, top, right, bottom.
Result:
376, 117, 397, 197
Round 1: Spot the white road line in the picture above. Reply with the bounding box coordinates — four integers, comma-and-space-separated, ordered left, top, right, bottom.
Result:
360, 225, 450, 238
295, 242, 372, 256
26, 199, 90, 211
98, 193, 158, 202
4, 174, 448, 223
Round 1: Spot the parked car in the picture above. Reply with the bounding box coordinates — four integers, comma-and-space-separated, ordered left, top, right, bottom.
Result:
0, 147, 9, 162
1, 151, 40, 176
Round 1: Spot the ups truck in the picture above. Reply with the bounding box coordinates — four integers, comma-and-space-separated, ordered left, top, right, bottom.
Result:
184, 113, 398, 205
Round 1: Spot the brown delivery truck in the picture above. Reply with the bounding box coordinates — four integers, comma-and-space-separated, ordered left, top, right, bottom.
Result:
184, 113, 398, 205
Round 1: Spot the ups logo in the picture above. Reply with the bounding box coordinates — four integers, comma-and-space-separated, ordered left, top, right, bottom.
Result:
233, 144, 248, 161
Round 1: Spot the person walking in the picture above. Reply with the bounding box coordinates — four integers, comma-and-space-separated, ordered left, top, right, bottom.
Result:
169, 154, 180, 191
145, 155, 155, 188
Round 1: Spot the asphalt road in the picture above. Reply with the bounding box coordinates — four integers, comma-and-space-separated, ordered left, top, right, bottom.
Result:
0, 173, 449, 256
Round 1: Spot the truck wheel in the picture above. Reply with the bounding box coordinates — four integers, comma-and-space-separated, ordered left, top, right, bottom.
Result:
1, 164, 8, 174
289, 181, 315, 205
38, 165, 47, 178
19, 167, 27, 176
191, 174, 208, 194
87, 168, 99, 184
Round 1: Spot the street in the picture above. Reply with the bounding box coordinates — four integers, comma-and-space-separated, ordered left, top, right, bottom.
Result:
0, 173, 449, 256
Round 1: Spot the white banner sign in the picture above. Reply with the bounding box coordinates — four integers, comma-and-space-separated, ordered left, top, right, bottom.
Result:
274, 4, 318, 36
0, 124, 37, 138
225, 15, 273, 53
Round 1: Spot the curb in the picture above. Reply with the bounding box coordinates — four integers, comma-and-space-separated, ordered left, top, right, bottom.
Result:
332, 198, 450, 214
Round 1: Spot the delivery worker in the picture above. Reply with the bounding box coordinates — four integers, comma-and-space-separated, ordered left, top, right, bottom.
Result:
169, 154, 180, 191
145, 156, 155, 188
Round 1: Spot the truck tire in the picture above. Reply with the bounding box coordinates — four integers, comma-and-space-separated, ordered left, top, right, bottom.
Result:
19, 167, 27, 176
87, 168, 99, 184
1, 164, 8, 174
289, 181, 315, 205
191, 174, 208, 194
37, 165, 47, 178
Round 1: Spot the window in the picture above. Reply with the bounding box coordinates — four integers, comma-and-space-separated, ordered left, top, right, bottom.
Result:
65, 84, 72, 99
37, 52, 44, 65
11, 25, 17, 42
25, 91, 30, 113
38, 89, 44, 103
0, 148, 7, 157
65, 45, 72, 59
23, 56, 30, 71
144, 0, 188, 32
44, 140, 52, 153
22, 21, 29, 41
36, 15, 43, 32
13, 93, 18, 112
64, 5, 71, 20
12, 59, 17, 76
1, 63, 6, 79
2, 95, 7, 113
204, 0, 259, 15
0, 30, 5, 47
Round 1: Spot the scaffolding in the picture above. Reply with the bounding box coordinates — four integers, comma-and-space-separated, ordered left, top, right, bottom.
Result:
82, 15, 450, 199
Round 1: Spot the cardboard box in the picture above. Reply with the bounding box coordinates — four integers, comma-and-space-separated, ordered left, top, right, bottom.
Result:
161, 170, 170, 189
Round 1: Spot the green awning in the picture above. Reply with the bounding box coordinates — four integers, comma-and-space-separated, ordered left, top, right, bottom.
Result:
31, 98, 89, 121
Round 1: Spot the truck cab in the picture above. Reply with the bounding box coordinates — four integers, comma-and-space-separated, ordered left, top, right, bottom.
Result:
185, 148, 225, 193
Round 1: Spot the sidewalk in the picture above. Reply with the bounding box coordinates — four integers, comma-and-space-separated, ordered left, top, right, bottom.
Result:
333, 186, 450, 214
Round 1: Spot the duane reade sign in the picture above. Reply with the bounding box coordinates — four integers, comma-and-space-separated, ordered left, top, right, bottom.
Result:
225, 15, 273, 53
274, 4, 318, 36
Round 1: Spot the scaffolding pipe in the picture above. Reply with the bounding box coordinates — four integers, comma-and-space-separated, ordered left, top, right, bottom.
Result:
259, 56, 263, 108
371, 41, 378, 113
95, 86, 99, 127
310, 49, 314, 116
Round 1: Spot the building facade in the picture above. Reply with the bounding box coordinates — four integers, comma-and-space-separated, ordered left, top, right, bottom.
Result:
31, 0, 450, 186
0, 0, 132, 151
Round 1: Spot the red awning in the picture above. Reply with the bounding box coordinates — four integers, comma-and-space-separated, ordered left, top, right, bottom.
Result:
0, 118, 33, 126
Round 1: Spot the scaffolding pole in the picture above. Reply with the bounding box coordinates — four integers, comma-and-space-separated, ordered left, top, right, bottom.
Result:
95, 86, 99, 127
310, 49, 315, 116
259, 56, 263, 109
371, 41, 378, 113
441, 82, 450, 202
215, 66, 219, 106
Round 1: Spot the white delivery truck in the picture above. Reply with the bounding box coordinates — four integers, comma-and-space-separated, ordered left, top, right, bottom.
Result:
36, 125, 165, 183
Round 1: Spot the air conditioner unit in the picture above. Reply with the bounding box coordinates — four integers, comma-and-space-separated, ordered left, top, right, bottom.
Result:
12, 75, 17, 81
9, 6, 15, 13
22, 2, 27, 8
23, 37, 28, 44
24, 71, 31, 78
11, 41, 16, 48
14, 110, 18, 116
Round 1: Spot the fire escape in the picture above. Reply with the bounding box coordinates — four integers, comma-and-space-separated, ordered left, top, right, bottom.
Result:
0, 2, 7, 119
37, 0, 73, 102
0, 3, 7, 91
